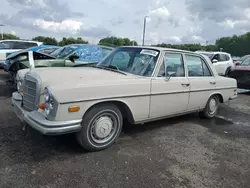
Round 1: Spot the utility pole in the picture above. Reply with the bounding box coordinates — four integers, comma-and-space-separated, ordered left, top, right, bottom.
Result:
0, 24, 5, 39
142, 16, 148, 46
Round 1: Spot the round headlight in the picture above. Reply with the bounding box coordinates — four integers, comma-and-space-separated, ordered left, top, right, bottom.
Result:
44, 88, 50, 102
44, 87, 54, 116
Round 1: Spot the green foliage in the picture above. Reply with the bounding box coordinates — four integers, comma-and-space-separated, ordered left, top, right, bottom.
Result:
32, 36, 58, 45
215, 32, 250, 56
58, 37, 88, 46
1, 33, 20, 40
154, 43, 217, 52
3, 31, 250, 57
98, 37, 138, 47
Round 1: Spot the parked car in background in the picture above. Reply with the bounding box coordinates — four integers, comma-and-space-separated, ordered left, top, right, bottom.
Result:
196, 51, 235, 76
9, 44, 113, 89
12, 46, 237, 151
0, 40, 43, 68
233, 54, 250, 65
228, 57, 250, 89
3, 45, 60, 71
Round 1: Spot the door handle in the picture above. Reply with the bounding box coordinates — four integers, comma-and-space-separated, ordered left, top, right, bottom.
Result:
210, 81, 216, 85
181, 83, 190, 87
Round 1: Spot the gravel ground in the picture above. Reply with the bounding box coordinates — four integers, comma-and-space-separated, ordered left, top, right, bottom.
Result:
0, 70, 250, 188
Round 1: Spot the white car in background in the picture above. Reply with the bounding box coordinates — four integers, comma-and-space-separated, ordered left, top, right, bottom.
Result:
196, 51, 235, 76
0, 40, 43, 67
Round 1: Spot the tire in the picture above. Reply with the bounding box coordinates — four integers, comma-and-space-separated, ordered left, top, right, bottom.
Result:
199, 95, 219, 119
224, 67, 231, 77
76, 103, 123, 152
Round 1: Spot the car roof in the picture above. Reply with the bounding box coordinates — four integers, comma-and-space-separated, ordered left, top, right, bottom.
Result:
196, 51, 231, 55
0, 39, 40, 43
64, 44, 114, 49
120, 45, 197, 54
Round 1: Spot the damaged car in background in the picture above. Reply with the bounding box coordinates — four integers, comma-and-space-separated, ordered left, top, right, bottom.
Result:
6, 44, 113, 89
3, 45, 60, 71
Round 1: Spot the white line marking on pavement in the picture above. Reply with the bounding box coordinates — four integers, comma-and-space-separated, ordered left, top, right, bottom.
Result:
0, 80, 5, 83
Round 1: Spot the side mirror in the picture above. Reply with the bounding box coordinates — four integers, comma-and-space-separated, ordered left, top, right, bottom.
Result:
212, 59, 218, 64
69, 54, 80, 63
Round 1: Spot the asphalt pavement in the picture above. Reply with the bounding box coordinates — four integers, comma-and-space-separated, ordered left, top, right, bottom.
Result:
0, 69, 250, 188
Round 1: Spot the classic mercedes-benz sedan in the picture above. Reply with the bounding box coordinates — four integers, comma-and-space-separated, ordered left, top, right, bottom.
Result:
12, 46, 237, 151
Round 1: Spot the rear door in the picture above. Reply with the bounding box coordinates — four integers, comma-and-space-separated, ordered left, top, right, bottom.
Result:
185, 54, 216, 111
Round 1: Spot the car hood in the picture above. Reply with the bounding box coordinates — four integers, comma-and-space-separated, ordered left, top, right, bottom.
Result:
25, 67, 151, 104
27, 67, 138, 87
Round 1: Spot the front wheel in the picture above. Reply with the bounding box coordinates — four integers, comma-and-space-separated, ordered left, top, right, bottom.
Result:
76, 104, 123, 151
199, 95, 220, 119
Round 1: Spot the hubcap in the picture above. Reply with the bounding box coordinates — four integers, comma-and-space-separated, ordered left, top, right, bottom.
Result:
209, 98, 217, 114
90, 113, 118, 144
93, 116, 113, 139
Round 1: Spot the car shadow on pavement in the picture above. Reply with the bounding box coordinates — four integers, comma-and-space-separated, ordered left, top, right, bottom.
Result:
1, 111, 245, 167
122, 114, 194, 135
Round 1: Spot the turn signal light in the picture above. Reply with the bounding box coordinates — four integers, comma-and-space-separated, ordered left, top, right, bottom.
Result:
68, 106, 80, 112
39, 103, 45, 110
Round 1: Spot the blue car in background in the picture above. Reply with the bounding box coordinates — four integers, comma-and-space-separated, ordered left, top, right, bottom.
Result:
3, 45, 60, 71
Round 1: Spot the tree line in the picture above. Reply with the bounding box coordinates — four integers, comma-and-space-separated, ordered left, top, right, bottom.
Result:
1, 31, 250, 57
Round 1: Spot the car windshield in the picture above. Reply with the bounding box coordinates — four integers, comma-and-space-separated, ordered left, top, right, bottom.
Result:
201, 52, 214, 59
241, 58, 250, 66
97, 47, 160, 76
239, 55, 250, 62
50, 45, 79, 59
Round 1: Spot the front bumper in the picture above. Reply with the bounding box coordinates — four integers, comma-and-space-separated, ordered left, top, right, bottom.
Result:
12, 92, 82, 135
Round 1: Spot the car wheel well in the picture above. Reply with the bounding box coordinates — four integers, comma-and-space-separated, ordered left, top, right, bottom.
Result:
214, 93, 223, 103
85, 101, 135, 124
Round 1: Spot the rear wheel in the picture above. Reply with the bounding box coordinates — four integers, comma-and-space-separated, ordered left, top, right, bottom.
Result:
76, 104, 123, 152
199, 95, 219, 119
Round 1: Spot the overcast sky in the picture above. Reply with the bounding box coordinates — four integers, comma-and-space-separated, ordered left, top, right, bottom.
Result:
1, 0, 250, 45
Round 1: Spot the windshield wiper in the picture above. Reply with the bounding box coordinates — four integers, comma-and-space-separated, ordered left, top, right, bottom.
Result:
94, 64, 127, 75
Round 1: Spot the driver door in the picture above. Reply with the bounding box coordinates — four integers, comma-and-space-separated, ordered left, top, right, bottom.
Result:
149, 52, 190, 118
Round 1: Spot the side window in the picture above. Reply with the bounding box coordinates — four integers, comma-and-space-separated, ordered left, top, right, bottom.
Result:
186, 55, 212, 77
225, 55, 230, 61
202, 60, 212, 76
12, 42, 25, 49
212, 54, 219, 61
157, 53, 185, 77
24, 42, 38, 48
1, 41, 14, 49
218, 54, 227, 62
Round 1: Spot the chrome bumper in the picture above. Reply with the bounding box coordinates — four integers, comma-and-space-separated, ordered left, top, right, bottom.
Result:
229, 95, 237, 100
12, 92, 82, 135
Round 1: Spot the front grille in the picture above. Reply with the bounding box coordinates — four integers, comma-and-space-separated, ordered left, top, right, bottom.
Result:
22, 74, 39, 111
